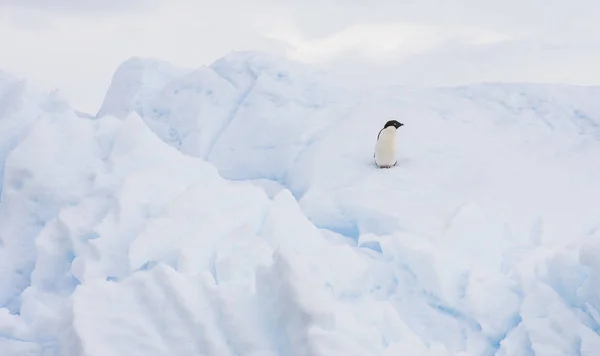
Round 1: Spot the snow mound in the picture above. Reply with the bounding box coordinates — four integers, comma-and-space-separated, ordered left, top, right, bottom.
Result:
97, 51, 353, 172
2, 51, 600, 355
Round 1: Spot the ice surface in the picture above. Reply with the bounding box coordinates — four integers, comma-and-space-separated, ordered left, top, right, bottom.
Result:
1, 51, 600, 355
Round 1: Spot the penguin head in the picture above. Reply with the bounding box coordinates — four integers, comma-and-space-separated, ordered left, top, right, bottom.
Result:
383, 120, 404, 129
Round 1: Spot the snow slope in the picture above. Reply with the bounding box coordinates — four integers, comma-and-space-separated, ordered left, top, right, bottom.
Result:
1, 51, 600, 355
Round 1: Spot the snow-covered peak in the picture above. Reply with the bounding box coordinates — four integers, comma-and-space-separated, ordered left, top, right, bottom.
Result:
95, 51, 349, 161
96, 56, 194, 119
97, 51, 340, 119
209, 50, 332, 89
0, 71, 77, 198
96, 51, 319, 121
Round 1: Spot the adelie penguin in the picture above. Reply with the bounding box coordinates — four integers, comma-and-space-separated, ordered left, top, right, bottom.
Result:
373, 119, 404, 168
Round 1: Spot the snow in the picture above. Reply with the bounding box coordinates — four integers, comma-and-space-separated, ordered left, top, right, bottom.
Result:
1, 50, 600, 355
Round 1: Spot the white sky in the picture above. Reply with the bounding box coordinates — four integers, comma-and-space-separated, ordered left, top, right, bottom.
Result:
1, 0, 599, 113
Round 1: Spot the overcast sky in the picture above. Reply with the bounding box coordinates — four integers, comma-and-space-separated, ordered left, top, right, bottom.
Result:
1, 0, 599, 113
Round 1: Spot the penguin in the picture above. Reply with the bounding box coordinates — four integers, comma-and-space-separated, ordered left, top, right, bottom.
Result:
373, 119, 404, 168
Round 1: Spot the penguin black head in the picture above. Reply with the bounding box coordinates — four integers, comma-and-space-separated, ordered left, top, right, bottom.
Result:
383, 120, 404, 129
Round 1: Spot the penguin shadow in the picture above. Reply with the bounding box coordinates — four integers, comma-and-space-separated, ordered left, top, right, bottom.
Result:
363, 156, 411, 170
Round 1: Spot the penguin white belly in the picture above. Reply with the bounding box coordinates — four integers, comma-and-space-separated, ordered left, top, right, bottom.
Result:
374, 128, 397, 167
